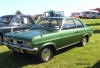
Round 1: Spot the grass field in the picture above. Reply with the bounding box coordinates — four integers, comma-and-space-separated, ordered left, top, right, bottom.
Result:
0, 19, 100, 68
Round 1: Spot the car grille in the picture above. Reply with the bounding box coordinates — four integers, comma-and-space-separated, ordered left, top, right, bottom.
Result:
8, 39, 32, 48
8, 39, 23, 45
17, 40, 23, 44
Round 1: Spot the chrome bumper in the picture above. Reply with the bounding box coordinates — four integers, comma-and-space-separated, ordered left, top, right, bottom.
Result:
3, 42, 38, 51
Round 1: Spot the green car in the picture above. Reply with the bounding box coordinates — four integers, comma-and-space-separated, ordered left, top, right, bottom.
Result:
3, 17, 93, 62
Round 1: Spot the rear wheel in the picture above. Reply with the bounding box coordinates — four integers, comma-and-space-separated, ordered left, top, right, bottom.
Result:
38, 47, 53, 62
0, 35, 2, 46
80, 37, 88, 46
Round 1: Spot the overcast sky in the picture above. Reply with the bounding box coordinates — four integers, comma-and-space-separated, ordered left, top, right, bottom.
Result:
0, 0, 100, 16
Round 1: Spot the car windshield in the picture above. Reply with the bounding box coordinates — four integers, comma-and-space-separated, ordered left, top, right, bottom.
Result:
31, 18, 63, 30
0, 16, 13, 23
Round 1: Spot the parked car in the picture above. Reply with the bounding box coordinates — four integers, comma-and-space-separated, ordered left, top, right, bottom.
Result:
71, 12, 81, 18
80, 11, 98, 19
3, 17, 93, 62
0, 15, 35, 45
94, 13, 100, 18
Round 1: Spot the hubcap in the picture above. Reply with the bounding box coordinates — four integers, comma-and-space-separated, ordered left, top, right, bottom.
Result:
82, 37, 87, 46
41, 48, 51, 61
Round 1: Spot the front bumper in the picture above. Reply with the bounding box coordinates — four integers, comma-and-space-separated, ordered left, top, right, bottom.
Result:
3, 42, 38, 53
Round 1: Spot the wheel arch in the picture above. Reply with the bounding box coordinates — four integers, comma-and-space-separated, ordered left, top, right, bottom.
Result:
40, 42, 57, 54
83, 34, 89, 42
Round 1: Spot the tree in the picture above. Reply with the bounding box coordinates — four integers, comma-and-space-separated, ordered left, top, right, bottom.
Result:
96, 8, 100, 9
16, 10, 22, 14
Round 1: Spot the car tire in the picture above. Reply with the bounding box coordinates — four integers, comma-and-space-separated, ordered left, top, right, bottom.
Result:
0, 35, 2, 46
92, 16, 95, 19
9, 48, 21, 55
38, 47, 53, 62
80, 37, 88, 46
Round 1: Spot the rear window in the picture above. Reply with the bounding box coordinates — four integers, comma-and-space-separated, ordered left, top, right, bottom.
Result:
75, 19, 84, 28
0, 16, 13, 23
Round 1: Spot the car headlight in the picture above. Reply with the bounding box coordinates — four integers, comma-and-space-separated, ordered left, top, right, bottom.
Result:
13, 39, 17, 44
24, 41, 32, 48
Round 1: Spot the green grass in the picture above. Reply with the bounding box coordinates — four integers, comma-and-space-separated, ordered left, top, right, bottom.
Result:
0, 19, 100, 68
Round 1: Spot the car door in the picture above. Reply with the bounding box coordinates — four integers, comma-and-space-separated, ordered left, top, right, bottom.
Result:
37, 18, 63, 48
0, 16, 13, 34
0, 22, 10, 34
59, 19, 79, 48
73, 19, 86, 41
22, 16, 34, 30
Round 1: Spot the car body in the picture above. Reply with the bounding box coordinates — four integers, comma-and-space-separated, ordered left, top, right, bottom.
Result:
3, 17, 93, 62
44, 10, 64, 17
0, 15, 35, 45
80, 11, 98, 18
71, 12, 81, 18
94, 13, 100, 18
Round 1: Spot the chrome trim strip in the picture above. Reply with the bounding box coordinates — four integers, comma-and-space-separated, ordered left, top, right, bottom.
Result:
56, 41, 80, 50
2, 42, 8, 45
2, 42, 38, 51
9, 44, 21, 48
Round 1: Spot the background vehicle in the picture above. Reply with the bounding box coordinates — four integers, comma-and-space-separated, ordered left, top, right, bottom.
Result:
80, 11, 98, 18
71, 12, 81, 18
3, 17, 93, 62
0, 15, 35, 45
44, 10, 64, 17
94, 13, 100, 18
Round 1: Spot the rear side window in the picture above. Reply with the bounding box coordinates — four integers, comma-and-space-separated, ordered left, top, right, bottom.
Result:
62, 19, 75, 30
11, 16, 21, 24
23, 16, 33, 24
75, 19, 84, 28
0, 16, 13, 23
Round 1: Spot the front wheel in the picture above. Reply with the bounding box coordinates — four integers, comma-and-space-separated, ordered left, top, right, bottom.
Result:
80, 37, 88, 46
38, 47, 53, 62
8, 47, 21, 55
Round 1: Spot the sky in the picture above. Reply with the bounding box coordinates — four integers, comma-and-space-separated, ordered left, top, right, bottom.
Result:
0, 0, 100, 16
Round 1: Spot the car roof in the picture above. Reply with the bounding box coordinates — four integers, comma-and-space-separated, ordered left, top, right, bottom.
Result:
1, 15, 32, 18
1, 15, 14, 18
41, 17, 77, 20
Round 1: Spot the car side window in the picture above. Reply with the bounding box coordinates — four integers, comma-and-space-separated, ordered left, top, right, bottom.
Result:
23, 16, 33, 24
39, 20, 49, 28
1, 17, 9, 23
75, 19, 84, 28
50, 19, 61, 29
10, 16, 21, 25
62, 19, 75, 30
0, 16, 12, 24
